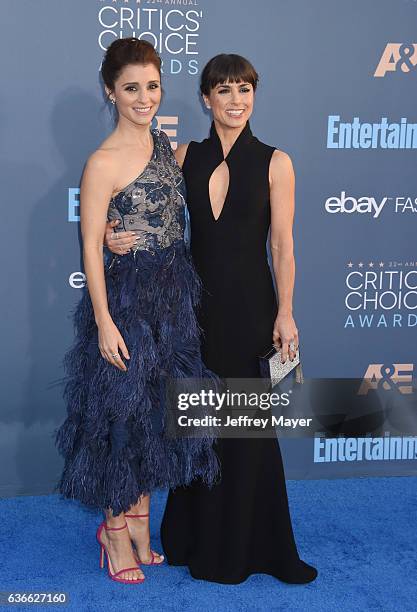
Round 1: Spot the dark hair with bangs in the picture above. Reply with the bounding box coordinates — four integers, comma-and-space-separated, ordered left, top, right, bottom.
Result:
200, 54, 259, 96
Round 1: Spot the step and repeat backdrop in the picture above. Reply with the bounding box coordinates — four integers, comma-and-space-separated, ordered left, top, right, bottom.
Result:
1, 0, 416, 496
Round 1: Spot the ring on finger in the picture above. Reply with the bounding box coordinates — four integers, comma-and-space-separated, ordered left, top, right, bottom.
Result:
111, 353, 119, 358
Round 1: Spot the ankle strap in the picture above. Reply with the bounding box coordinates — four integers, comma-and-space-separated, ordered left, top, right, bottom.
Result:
103, 521, 128, 531
125, 513, 149, 518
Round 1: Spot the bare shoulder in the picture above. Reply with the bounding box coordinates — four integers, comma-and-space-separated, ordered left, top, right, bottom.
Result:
269, 149, 294, 181
80, 149, 118, 206
86, 148, 114, 170
83, 148, 117, 184
174, 143, 190, 168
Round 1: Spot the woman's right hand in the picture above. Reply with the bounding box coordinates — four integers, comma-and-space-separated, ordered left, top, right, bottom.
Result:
105, 220, 137, 255
97, 316, 130, 371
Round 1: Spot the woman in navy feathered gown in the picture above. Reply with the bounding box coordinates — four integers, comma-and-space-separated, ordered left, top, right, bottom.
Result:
54, 38, 218, 584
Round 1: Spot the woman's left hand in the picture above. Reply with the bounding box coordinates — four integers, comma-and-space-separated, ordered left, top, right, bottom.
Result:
273, 313, 299, 363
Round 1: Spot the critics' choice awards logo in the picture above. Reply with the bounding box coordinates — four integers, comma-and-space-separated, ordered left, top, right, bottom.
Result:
98, 0, 203, 75
327, 116, 417, 149
374, 44, 417, 77
343, 261, 417, 329
358, 363, 414, 395
324, 192, 417, 219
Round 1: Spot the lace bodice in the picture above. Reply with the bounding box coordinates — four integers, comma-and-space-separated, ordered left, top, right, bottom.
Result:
107, 129, 186, 253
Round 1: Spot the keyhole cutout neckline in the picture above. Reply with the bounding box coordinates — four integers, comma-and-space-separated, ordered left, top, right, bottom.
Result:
208, 161, 229, 222
207, 120, 253, 223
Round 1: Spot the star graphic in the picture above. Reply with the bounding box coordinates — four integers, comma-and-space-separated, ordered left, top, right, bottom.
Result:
347, 261, 353, 268
379, 261, 384, 267
368, 262, 374, 268
358, 262, 364, 268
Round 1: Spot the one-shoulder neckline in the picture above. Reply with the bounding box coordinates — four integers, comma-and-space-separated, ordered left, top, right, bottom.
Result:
110, 129, 159, 202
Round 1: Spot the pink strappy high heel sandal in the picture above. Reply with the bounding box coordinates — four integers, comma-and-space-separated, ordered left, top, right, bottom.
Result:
96, 521, 145, 583
125, 513, 165, 566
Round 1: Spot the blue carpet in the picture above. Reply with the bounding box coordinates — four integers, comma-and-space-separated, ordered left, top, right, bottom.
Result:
1, 477, 416, 612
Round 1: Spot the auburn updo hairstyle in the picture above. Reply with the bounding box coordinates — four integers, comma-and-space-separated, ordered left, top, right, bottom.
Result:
200, 54, 259, 96
101, 37, 162, 94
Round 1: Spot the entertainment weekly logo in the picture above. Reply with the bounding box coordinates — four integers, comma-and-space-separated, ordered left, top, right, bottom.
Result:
98, 0, 204, 75
326, 116, 417, 149
324, 192, 417, 219
374, 44, 417, 77
343, 261, 417, 329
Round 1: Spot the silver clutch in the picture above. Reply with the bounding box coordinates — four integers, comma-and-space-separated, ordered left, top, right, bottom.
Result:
259, 345, 303, 387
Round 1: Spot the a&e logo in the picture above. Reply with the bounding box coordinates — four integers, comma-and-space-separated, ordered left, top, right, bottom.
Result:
358, 363, 414, 395
374, 44, 417, 77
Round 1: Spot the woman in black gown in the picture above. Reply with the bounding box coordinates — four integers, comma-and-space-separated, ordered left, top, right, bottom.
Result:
106, 54, 317, 585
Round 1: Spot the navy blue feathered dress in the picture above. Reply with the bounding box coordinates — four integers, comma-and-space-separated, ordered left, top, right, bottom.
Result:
55, 129, 219, 516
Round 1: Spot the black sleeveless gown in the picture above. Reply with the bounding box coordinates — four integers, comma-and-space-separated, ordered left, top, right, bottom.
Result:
160, 121, 317, 584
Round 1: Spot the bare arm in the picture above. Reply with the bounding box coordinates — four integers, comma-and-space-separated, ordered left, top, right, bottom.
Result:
81, 153, 114, 324
174, 143, 189, 169
81, 152, 129, 370
269, 149, 298, 363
